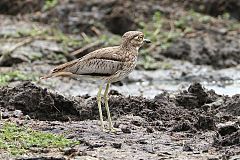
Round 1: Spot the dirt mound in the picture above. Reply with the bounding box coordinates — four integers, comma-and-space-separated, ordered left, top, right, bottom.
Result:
35, 0, 169, 35
163, 32, 240, 68
176, 82, 220, 108
0, 0, 44, 15
0, 81, 82, 121
221, 94, 240, 116
106, 83, 219, 131
214, 129, 240, 147
1, 82, 238, 134
181, 0, 240, 20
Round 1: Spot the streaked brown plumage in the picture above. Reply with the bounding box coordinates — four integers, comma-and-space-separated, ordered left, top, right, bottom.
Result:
41, 31, 151, 132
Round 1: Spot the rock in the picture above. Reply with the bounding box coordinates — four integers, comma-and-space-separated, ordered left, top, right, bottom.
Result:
171, 120, 195, 132
74, 156, 98, 160
163, 33, 240, 68
2, 112, 10, 119
62, 147, 77, 156
85, 140, 106, 148
214, 130, 240, 146
146, 126, 154, 133
121, 126, 131, 133
0, 81, 83, 121
13, 109, 23, 118
112, 142, 122, 149
218, 123, 238, 136
182, 144, 193, 152
194, 115, 216, 131
138, 139, 148, 144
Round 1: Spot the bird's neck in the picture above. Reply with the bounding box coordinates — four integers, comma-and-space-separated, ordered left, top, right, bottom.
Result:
120, 44, 139, 62
120, 44, 140, 52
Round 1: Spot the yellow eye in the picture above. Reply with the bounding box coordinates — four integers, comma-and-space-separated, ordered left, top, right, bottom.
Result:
134, 36, 143, 41
134, 36, 139, 40
138, 36, 143, 40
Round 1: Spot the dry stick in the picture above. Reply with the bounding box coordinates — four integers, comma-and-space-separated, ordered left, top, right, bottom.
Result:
0, 37, 33, 65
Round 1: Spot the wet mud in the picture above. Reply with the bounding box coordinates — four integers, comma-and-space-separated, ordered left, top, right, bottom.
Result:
0, 82, 81, 121
0, 82, 239, 159
163, 32, 240, 68
0, 0, 240, 159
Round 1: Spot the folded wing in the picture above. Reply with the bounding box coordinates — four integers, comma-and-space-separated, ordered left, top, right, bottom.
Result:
42, 46, 124, 79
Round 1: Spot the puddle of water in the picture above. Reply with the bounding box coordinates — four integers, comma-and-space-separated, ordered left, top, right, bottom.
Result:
205, 83, 240, 96
53, 79, 240, 99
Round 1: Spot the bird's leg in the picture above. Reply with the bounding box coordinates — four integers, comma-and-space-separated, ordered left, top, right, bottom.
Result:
97, 84, 105, 131
103, 82, 115, 132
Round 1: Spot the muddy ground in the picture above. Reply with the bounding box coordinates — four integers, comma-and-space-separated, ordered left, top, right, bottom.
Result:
0, 82, 240, 159
0, 0, 240, 159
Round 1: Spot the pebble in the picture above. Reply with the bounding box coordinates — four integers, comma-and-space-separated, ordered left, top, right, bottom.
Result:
121, 126, 131, 133
112, 142, 122, 149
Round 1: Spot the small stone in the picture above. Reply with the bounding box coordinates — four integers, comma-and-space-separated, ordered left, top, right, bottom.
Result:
63, 147, 77, 155
193, 151, 200, 154
2, 112, 10, 119
155, 120, 163, 126
109, 89, 122, 95
138, 139, 147, 144
146, 127, 154, 133
131, 120, 142, 126
112, 142, 122, 149
207, 157, 219, 160
218, 124, 238, 136
113, 122, 120, 128
182, 144, 193, 152
86, 140, 106, 148
121, 126, 131, 133
13, 110, 23, 118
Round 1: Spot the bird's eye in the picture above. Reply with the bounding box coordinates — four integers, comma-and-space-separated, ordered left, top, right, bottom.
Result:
134, 36, 139, 40
138, 36, 143, 41
134, 35, 143, 41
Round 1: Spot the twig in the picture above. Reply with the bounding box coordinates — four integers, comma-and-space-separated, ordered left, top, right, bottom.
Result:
91, 26, 102, 36
0, 37, 33, 65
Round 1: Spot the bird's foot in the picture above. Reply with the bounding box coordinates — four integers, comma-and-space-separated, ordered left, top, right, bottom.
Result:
108, 127, 117, 133
102, 128, 109, 132
100, 125, 107, 132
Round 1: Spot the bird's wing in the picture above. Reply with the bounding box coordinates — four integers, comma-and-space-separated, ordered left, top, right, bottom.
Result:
41, 46, 124, 79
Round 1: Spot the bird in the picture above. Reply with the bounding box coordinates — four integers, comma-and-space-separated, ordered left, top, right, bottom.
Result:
41, 31, 151, 132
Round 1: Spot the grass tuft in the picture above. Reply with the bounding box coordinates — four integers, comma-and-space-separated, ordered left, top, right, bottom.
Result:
0, 71, 37, 86
0, 122, 79, 155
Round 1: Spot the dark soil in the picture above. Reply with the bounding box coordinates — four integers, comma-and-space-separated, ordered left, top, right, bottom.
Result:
36, 0, 240, 68
1, 0, 240, 68
181, 0, 240, 20
1, 82, 239, 159
0, 82, 224, 131
1, 0, 240, 159
0, 81, 81, 121
163, 31, 240, 68
0, 0, 44, 15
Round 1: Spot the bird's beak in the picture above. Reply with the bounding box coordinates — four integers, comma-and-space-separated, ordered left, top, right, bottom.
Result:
143, 38, 151, 43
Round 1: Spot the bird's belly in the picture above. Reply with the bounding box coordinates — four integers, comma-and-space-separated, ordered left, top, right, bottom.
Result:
105, 61, 137, 82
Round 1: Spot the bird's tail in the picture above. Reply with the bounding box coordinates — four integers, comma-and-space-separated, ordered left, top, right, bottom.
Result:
40, 59, 79, 80
40, 71, 74, 79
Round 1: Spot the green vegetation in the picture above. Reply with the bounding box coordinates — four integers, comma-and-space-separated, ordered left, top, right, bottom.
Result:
17, 27, 82, 49
138, 10, 240, 70
43, 0, 58, 11
0, 122, 78, 155
0, 71, 37, 86
99, 34, 121, 46
139, 12, 181, 70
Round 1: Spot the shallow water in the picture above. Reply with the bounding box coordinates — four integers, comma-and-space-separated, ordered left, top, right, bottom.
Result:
36, 62, 240, 98
50, 79, 240, 99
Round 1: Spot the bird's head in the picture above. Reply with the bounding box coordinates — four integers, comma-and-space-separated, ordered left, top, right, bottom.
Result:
121, 31, 151, 50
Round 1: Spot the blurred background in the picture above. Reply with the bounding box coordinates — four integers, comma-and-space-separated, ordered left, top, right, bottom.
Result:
1, 0, 240, 97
